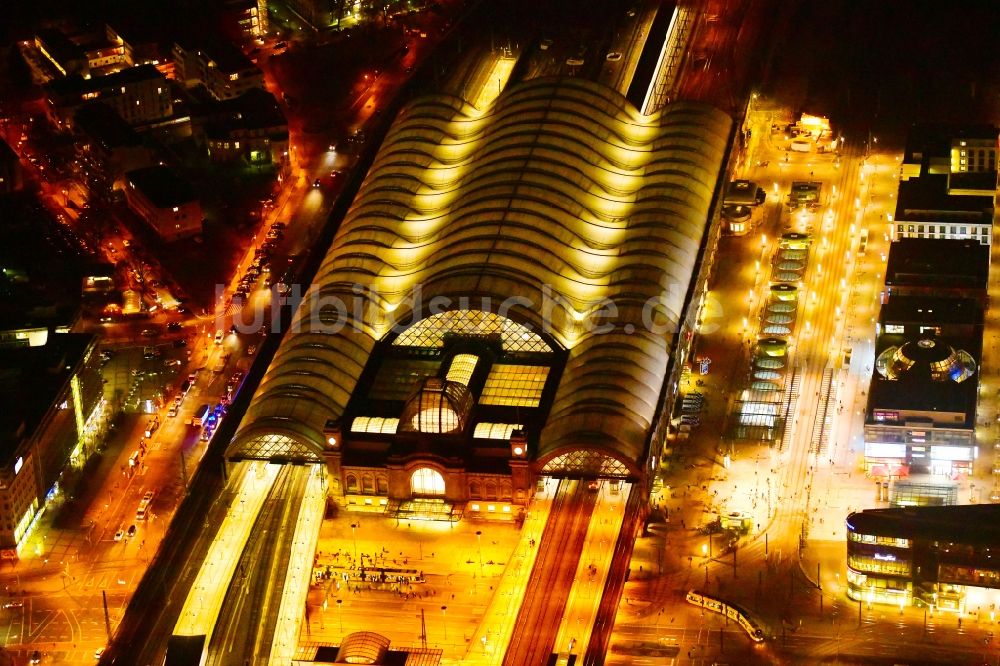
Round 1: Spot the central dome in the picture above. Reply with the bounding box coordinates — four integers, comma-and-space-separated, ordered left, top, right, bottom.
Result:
876, 336, 976, 383
399, 377, 473, 434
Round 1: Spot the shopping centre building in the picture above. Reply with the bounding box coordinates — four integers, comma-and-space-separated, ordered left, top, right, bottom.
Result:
228, 77, 734, 517
847, 505, 1000, 611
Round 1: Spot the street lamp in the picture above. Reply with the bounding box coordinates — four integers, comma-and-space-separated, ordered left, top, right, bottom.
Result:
351, 523, 358, 560
337, 598, 343, 633
476, 530, 483, 575
441, 605, 448, 640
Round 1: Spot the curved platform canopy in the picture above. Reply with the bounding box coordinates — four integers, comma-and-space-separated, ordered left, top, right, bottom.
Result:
228, 76, 732, 473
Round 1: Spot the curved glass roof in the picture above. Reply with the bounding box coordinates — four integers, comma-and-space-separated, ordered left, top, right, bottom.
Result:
229, 77, 731, 469
875, 337, 977, 383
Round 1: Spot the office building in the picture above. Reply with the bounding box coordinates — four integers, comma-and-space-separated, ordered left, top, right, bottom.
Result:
0, 334, 105, 553
45, 64, 173, 127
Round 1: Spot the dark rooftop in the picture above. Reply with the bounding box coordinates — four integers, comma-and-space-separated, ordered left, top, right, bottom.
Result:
125, 166, 197, 209
47, 64, 165, 103
879, 295, 982, 328
884, 238, 989, 292
893, 174, 993, 224
847, 504, 1000, 545
948, 170, 998, 192
35, 28, 85, 65
0, 334, 95, 467
74, 103, 141, 151
177, 38, 256, 73
867, 332, 979, 424
0, 137, 17, 163
903, 123, 999, 166
202, 88, 288, 137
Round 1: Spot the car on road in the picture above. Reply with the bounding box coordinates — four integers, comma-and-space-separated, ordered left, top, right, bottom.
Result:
172, 338, 188, 348
247, 345, 256, 356
270, 221, 286, 229
167, 321, 182, 332
95, 647, 105, 658
586, 480, 599, 491
313, 178, 322, 188
605, 51, 622, 61
140, 328, 159, 338
566, 56, 584, 66
3, 601, 23, 609
167, 406, 178, 418
30, 651, 40, 664
143, 346, 156, 360
114, 529, 125, 542
214, 330, 224, 345
127, 524, 136, 538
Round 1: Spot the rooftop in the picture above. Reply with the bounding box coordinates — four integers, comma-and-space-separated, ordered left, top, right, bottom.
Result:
35, 27, 85, 65
201, 88, 288, 137
0, 334, 95, 467
879, 295, 982, 328
947, 170, 998, 193
125, 166, 197, 209
903, 123, 999, 166
884, 238, 989, 292
177, 38, 256, 73
47, 64, 165, 101
894, 174, 993, 224
74, 103, 142, 151
0, 138, 17, 163
229, 78, 733, 470
847, 504, 1000, 545
867, 332, 979, 424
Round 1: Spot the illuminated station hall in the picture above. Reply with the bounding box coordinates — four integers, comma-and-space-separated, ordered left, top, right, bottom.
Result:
228, 77, 733, 516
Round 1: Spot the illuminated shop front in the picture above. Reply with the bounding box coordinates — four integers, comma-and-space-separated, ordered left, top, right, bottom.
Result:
847, 505, 1000, 611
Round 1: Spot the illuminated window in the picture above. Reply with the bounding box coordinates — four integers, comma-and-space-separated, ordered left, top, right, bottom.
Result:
445, 354, 478, 386
884, 324, 904, 334
411, 468, 445, 496
350, 416, 399, 434
473, 422, 523, 439
480, 365, 549, 407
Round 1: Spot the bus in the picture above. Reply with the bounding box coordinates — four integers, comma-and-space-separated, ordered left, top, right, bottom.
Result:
136, 490, 154, 520
685, 589, 765, 643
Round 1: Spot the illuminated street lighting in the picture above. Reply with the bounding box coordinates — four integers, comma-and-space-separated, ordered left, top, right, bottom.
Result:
476, 530, 483, 575
441, 605, 448, 640
337, 598, 343, 633
350, 523, 358, 559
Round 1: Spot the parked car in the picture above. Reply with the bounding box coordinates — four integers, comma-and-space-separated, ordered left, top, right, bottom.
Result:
114, 529, 125, 542
214, 330, 224, 345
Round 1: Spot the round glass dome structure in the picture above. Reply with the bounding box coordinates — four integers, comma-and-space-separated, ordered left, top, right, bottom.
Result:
875, 337, 976, 383
399, 378, 473, 434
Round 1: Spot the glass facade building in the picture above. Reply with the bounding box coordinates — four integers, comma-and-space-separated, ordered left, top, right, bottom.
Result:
846, 505, 1000, 612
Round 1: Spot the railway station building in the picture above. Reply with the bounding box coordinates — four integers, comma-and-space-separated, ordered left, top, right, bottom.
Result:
228, 78, 733, 518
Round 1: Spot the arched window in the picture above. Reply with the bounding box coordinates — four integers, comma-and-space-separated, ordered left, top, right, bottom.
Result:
485, 480, 498, 500
376, 477, 388, 494
469, 481, 481, 499
346, 474, 358, 493
362, 475, 375, 494
411, 468, 445, 496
